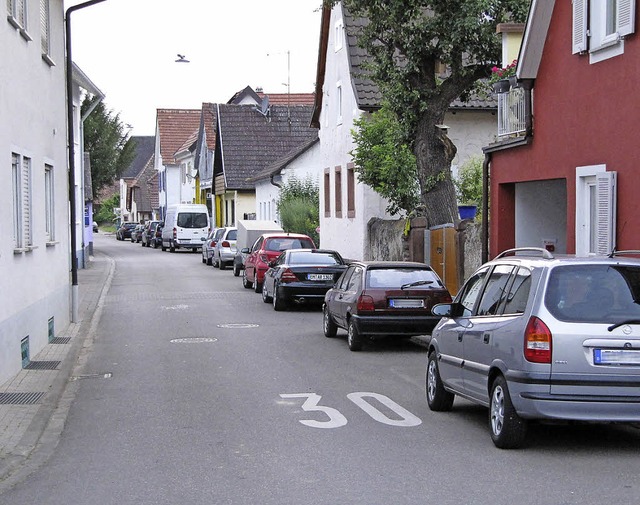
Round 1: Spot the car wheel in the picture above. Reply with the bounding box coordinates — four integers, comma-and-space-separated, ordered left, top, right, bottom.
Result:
323, 305, 337, 338
218, 259, 225, 270
489, 375, 528, 449
233, 263, 240, 277
262, 282, 272, 303
206, 255, 212, 266
347, 320, 363, 351
161, 244, 167, 251
272, 284, 286, 311
254, 278, 262, 294
242, 269, 252, 289
202, 254, 206, 264
426, 351, 454, 411
169, 241, 175, 253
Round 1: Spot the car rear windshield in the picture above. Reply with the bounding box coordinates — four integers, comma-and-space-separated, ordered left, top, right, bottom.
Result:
226, 229, 237, 240
289, 252, 342, 265
176, 213, 208, 228
366, 268, 443, 289
265, 237, 314, 252
545, 264, 640, 323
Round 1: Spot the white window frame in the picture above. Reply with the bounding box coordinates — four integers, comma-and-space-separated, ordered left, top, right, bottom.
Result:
45, 163, 55, 242
7, 0, 32, 41
334, 19, 344, 52
11, 151, 33, 251
573, 0, 636, 63
40, 0, 54, 65
12, 153, 22, 249
336, 81, 343, 125
575, 165, 617, 256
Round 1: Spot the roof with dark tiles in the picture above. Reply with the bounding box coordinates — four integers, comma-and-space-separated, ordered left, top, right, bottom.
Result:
122, 136, 155, 179
156, 109, 201, 165
217, 104, 318, 190
249, 137, 319, 182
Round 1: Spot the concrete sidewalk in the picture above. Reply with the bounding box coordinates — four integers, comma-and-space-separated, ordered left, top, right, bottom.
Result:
0, 250, 114, 490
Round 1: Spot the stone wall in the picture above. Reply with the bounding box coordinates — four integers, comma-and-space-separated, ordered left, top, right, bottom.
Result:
365, 217, 405, 261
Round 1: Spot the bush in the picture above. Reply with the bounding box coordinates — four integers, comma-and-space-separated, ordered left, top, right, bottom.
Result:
277, 176, 319, 245
455, 156, 483, 205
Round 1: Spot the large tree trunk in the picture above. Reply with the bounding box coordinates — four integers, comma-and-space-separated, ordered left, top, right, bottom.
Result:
413, 112, 459, 227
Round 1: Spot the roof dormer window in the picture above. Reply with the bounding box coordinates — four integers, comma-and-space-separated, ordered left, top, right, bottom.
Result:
334, 19, 344, 51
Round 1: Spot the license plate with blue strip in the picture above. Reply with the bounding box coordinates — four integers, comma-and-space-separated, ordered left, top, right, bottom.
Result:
593, 349, 640, 365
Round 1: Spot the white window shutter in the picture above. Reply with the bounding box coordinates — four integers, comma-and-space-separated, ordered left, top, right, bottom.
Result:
595, 171, 617, 255
572, 0, 588, 54
618, 0, 636, 37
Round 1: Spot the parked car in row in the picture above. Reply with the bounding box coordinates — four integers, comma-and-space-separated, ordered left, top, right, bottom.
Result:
201, 228, 222, 265
213, 227, 237, 270
242, 233, 316, 292
131, 224, 145, 243
323, 261, 452, 352
261, 249, 347, 311
141, 221, 162, 248
116, 222, 138, 241
426, 247, 640, 449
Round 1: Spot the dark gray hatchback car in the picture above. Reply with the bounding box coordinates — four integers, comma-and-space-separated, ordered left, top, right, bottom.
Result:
427, 248, 640, 448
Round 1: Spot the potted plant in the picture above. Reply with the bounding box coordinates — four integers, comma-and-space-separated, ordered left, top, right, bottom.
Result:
489, 59, 517, 94
455, 156, 483, 221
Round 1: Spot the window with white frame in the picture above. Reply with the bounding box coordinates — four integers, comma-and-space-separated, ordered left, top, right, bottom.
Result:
44, 164, 54, 241
336, 82, 343, 125
575, 165, 617, 256
11, 152, 33, 249
7, 0, 26, 29
573, 0, 636, 62
40, 0, 52, 63
334, 19, 344, 51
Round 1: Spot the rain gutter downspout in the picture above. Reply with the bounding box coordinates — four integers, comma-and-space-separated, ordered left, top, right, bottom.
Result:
66, 0, 107, 322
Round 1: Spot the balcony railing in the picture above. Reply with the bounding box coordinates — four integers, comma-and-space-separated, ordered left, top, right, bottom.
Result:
497, 86, 527, 138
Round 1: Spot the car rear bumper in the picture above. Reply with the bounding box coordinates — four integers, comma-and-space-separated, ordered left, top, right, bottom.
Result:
277, 284, 333, 304
351, 314, 440, 336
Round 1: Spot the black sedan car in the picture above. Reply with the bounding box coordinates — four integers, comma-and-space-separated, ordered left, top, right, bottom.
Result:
116, 222, 138, 241
261, 249, 348, 311
322, 261, 452, 351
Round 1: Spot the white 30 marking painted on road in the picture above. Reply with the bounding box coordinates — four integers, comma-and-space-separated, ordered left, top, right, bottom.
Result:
279, 393, 347, 428
347, 392, 422, 427
280, 392, 422, 428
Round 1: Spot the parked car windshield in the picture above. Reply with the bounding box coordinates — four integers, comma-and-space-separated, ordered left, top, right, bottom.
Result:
545, 264, 640, 322
176, 213, 208, 228
265, 237, 314, 251
288, 251, 342, 265
366, 268, 443, 289
226, 229, 237, 240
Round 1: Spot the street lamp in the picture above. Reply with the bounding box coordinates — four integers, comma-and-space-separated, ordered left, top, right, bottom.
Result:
66, 0, 107, 322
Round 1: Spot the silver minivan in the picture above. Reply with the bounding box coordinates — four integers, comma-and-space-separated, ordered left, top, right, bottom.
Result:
427, 248, 640, 448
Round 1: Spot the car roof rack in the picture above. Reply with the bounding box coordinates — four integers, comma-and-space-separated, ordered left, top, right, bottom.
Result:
494, 247, 554, 260
608, 250, 640, 258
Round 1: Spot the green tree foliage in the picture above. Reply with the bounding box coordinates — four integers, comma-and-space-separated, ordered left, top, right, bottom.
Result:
351, 105, 420, 216
326, 0, 529, 226
81, 96, 136, 197
455, 156, 483, 205
93, 192, 119, 224
277, 176, 320, 245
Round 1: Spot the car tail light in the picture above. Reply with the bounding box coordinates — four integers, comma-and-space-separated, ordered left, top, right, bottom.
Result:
221, 240, 230, 248
357, 295, 375, 312
172, 227, 177, 239
524, 316, 552, 363
280, 268, 297, 283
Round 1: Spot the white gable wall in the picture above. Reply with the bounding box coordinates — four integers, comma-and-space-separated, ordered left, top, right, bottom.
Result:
317, 4, 393, 261
0, 0, 70, 383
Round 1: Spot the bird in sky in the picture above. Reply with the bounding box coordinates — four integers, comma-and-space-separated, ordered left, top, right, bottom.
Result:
175, 54, 190, 63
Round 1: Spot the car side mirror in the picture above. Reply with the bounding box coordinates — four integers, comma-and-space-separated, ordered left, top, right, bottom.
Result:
241, 247, 250, 254
432, 303, 454, 317
268, 260, 276, 268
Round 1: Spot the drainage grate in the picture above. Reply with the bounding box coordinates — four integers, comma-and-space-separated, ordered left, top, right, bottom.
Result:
24, 361, 61, 371
50, 337, 71, 344
0, 392, 46, 405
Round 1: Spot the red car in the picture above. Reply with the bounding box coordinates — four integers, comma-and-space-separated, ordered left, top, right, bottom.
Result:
322, 261, 452, 351
242, 233, 316, 292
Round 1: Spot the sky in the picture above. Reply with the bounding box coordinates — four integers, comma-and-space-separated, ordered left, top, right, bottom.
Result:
64, 0, 323, 136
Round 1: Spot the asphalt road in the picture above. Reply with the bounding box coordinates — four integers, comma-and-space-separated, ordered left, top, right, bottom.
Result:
2, 233, 640, 505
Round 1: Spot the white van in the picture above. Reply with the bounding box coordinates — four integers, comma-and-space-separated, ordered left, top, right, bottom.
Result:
161, 204, 210, 252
